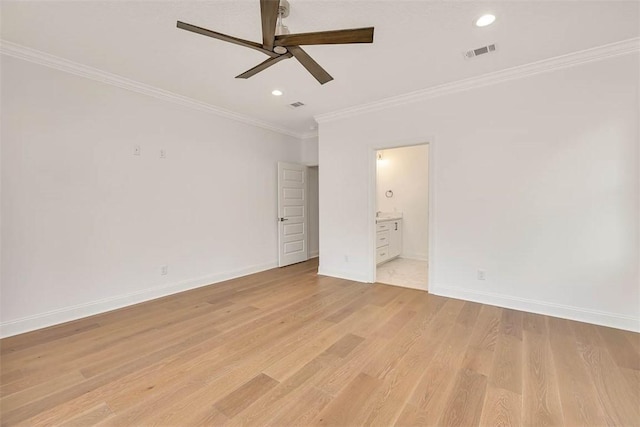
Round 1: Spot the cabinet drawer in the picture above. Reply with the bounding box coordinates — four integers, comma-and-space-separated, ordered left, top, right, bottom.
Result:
376, 222, 391, 232
376, 230, 390, 248
376, 245, 390, 264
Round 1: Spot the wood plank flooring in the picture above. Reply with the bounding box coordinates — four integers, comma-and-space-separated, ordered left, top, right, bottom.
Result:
1, 259, 638, 426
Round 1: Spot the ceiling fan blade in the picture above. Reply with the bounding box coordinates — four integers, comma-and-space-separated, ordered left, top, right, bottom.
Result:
288, 46, 333, 85
275, 27, 374, 46
236, 53, 292, 79
177, 21, 278, 57
260, 0, 279, 51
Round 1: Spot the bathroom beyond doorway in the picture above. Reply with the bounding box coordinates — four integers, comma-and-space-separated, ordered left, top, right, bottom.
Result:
375, 144, 429, 290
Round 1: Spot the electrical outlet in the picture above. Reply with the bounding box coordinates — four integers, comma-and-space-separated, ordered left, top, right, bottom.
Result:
160, 149, 166, 159
477, 269, 486, 280
161, 265, 168, 276
134, 145, 141, 156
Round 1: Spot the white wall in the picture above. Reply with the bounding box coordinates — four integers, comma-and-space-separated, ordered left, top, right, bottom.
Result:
1, 56, 302, 337
318, 52, 640, 332
376, 145, 429, 260
301, 136, 319, 166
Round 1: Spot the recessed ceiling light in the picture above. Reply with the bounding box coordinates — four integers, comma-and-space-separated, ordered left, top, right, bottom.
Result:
475, 14, 496, 27
272, 89, 283, 96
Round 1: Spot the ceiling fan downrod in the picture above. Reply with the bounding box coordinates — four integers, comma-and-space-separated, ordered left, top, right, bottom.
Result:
278, 0, 290, 19
274, 1, 290, 54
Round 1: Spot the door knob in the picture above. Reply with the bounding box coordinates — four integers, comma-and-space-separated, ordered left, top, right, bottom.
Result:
279, 217, 289, 222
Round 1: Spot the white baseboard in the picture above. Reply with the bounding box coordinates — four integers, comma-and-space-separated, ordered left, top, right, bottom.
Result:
0, 261, 278, 338
317, 267, 371, 284
309, 251, 319, 258
430, 283, 640, 333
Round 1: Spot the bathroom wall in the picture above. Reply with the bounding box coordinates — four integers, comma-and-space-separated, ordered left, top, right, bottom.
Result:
376, 145, 429, 260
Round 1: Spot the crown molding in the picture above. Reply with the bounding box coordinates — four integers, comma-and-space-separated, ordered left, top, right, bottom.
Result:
0, 40, 307, 139
3, 37, 637, 135
315, 37, 640, 124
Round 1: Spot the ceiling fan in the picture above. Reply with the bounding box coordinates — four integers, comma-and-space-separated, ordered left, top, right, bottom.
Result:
177, 0, 374, 85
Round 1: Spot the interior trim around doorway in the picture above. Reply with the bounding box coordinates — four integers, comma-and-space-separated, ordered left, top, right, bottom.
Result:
368, 137, 436, 291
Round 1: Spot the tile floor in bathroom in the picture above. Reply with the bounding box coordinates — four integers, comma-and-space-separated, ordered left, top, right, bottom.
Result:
376, 257, 428, 290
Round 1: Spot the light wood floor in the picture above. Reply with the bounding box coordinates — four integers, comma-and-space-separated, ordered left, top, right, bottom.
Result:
1, 259, 639, 426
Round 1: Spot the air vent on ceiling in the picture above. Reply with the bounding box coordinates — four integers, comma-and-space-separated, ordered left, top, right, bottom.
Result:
464, 43, 497, 60
288, 101, 305, 109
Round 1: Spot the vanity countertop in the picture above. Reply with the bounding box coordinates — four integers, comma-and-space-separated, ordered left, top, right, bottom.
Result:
376, 214, 403, 223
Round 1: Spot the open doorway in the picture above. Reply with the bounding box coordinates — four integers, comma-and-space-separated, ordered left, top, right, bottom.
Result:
276, 163, 319, 267
374, 144, 429, 290
308, 166, 319, 259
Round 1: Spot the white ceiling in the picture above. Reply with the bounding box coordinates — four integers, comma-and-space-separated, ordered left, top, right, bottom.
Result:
2, 1, 639, 137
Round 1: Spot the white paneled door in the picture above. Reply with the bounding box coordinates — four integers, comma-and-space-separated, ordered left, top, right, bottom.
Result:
277, 162, 308, 267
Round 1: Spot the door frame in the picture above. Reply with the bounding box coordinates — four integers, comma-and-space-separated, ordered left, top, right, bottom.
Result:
368, 138, 436, 290
307, 165, 320, 259
277, 162, 309, 267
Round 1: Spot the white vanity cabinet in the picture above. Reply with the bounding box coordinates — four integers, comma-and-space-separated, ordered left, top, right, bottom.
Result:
388, 219, 402, 259
376, 218, 402, 265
